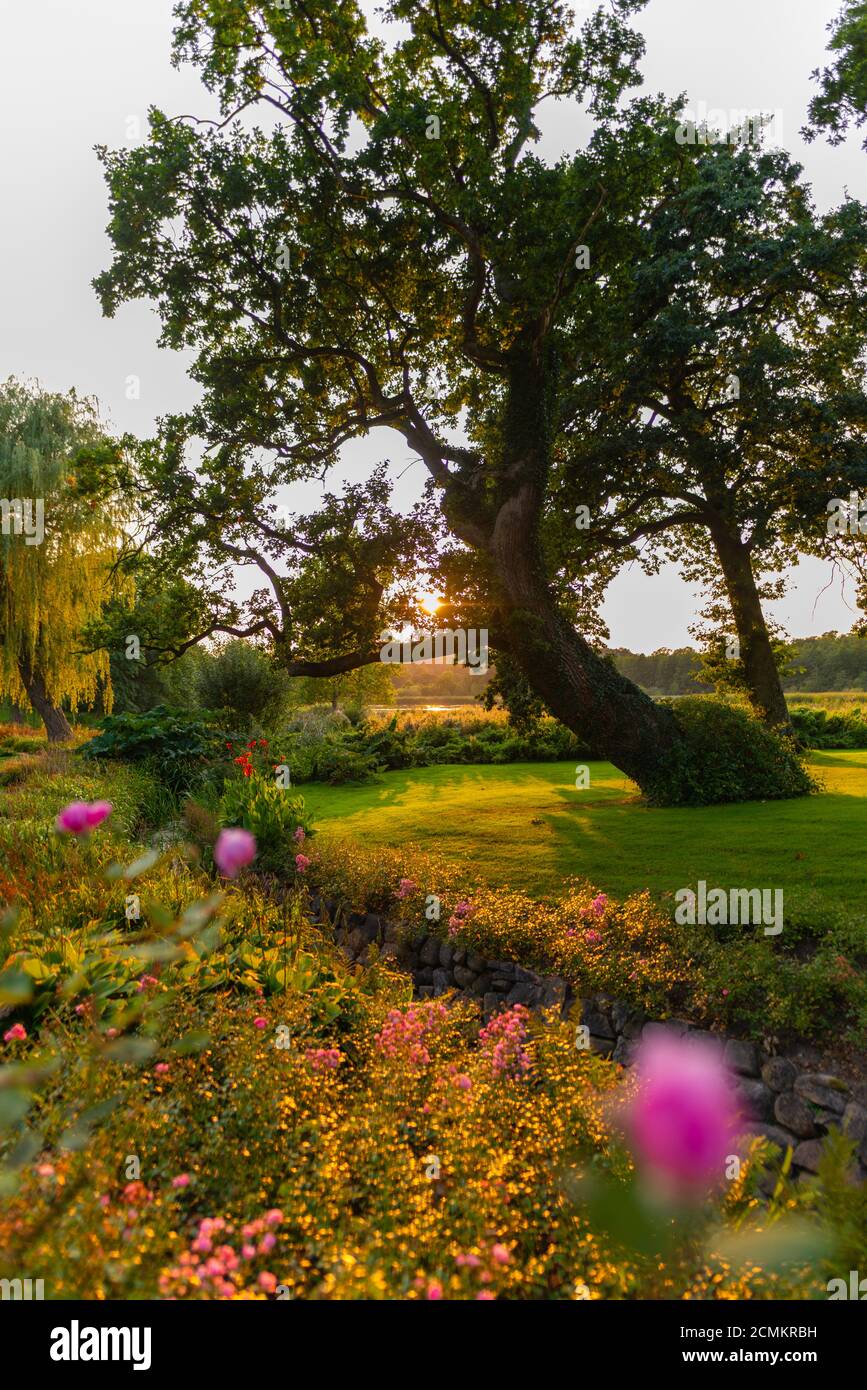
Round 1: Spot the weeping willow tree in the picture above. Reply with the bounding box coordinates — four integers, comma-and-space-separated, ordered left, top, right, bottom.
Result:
0, 378, 130, 740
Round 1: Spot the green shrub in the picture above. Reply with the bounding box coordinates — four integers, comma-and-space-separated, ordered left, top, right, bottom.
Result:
653, 697, 816, 806
218, 770, 313, 871
81, 706, 227, 794
196, 640, 293, 729
789, 706, 867, 749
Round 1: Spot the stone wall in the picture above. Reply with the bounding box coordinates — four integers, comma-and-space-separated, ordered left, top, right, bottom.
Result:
309, 896, 867, 1186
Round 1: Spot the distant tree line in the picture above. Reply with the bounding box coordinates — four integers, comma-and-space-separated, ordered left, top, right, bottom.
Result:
611, 633, 867, 696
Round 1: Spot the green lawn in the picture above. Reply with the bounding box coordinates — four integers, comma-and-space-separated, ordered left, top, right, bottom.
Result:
303, 751, 867, 906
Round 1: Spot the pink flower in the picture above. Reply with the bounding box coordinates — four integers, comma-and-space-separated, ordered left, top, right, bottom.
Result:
490, 1244, 510, 1265
242, 1243, 256, 1260
3, 1023, 26, 1043
426, 1280, 443, 1300
136, 974, 159, 994
56, 800, 112, 834
155, 1063, 170, 1075
213, 827, 257, 878
396, 878, 418, 900
476, 1290, 495, 1300
258, 1271, 277, 1293
294, 852, 310, 874
254, 1017, 267, 1030
628, 1034, 742, 1195
293, 827, 306, 844
171, 1174, 191, 1189
584, 929, 601, 945
265, 1209, 283, 1226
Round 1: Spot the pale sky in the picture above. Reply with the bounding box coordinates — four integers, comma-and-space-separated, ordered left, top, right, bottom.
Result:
1, 0, 864, 651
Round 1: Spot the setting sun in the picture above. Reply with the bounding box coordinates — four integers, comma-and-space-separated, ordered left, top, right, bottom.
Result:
418, 592, 442, 616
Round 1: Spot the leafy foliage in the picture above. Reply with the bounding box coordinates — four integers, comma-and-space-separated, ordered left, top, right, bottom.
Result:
81, 705, 227, 793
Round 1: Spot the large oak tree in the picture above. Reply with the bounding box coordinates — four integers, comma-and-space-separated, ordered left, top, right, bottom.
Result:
95, 0, 810, 801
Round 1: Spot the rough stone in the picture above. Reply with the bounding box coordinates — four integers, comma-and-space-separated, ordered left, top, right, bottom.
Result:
506, 983, 538, 1007
466, 952, 487, 973
363, 913, 383, 943
453, 965, 476, 990
724, 1038, 760, 1076
431, 968, 451, 997
739, 1078, 775, 1121
420, 936, 442, 967
761, 1057, 798, 1092
438, 942, 455, 969
794, 1074, 848, 1114
773, 1092, 817, 1139
842, 1102, 867, 1145
490, 976, 512, 992
612, 1036, 638, 1066
643, 1019, 688, 1041
684, 1029, 724, 1054
452, 948, 467, 967
539, 977, 569, 1011
415, 967, 434, 986
471, 971, 494, 997
482, 992, 503, 1021
346, 927, 367, 956
487, 961, 516, 981
792, 1139, 825, 1174
622, 1013, 647, 1040
383, 920, 401, 944
417, 985, 434, 999
582, 1000, 615, 1039
589, 1034, 615, 1058
514, 965, 540, 985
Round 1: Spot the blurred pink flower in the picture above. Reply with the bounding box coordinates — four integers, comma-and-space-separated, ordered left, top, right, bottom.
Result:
584, 929, 601, 945
213, 827, 257, 878
253, 1017, 267, 1030
3, 1023, 26, 1042
155, 1063, 170, 1075
56, 800, 112, 834
628, 1033, 742, 1194
294, 852, 311, 874
293, 826, 306, 844
426, 1281, 443, 1300
171, 1174, 191, 1189
396, 878, 418, 900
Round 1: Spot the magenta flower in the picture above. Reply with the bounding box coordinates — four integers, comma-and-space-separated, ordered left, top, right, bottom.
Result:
628, 1033, 742, 1195
294, 852, 311, 874
253, 1017, 267, 1030
293, 827, 306, 844
584, 929, 601, 945
3, 1023, 26, 1043
213, 827, 257, 878
56, 800, 112, 834
171, 1173, 190, 1189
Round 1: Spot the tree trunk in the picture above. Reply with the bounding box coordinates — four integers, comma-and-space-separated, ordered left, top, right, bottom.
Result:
710, 525, 791, 728
8, 704, 24, 725
461, 349, 691, 800
18, 662, 73, 742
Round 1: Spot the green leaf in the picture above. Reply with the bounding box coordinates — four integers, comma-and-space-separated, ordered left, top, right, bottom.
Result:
103, 1036, 159, 1064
